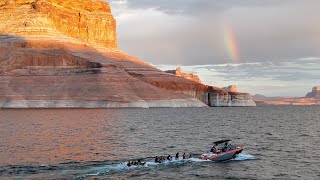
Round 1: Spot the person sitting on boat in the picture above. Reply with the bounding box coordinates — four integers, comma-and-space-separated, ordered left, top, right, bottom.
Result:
189, 153, 192, 158
167, 155, 172, 161
222, 142, 229, 152
210, 146, 217, 153
224, 142, 228, 147
175, 152, 179, 160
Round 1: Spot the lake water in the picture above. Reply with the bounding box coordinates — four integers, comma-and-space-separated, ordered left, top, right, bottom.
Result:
0, 106, 319, 179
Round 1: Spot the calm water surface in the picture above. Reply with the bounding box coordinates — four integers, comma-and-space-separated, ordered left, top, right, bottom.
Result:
0, 106, 319, 179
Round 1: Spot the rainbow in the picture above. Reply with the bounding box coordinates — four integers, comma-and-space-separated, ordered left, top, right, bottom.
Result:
223, 24, 240, 63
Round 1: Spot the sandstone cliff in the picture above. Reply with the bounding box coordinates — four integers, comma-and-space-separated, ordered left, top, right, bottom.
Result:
0, 0, 117, 48
0, 0, 256, 108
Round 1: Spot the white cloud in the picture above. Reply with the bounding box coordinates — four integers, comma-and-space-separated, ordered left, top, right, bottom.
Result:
297, 57, 320, 61
155, 59, 320, 96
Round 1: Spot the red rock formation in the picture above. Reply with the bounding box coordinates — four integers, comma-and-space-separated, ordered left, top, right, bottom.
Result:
0, 0, 117, 48
36, 0, 117, 48
0, 0, 256, 108
222, 85, 238, 93
165, 67, 201, 83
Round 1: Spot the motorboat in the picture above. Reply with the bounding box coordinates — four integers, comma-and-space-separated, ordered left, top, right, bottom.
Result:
199, 140, 243, 161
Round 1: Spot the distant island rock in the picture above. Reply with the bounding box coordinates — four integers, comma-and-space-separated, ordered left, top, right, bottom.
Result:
0, 0, 256, 108
253, 86, 320, 105
305, 86, 320, 98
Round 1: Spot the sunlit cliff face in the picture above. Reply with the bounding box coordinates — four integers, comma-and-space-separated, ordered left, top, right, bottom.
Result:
0, 0, 117, 48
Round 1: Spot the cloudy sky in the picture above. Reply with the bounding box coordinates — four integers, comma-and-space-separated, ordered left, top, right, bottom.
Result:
108, 0, 320, 96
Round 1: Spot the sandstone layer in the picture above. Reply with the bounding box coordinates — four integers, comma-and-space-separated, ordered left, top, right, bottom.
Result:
0, 0, 256, 108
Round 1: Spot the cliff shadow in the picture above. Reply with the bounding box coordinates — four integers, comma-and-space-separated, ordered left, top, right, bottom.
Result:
0, 33, 157, 106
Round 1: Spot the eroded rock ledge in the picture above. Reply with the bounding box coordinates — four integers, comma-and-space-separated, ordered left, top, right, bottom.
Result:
165, 67, 201, 83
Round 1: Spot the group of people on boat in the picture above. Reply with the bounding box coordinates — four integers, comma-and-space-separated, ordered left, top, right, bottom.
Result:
154, 152, 192, 163
127, 159, 146, 167
210, 141, 234, 154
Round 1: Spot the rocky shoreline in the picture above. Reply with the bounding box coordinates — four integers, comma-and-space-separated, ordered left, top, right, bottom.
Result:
0, 98, 207, 109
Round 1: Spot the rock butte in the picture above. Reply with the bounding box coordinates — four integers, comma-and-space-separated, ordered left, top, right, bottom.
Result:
305, 86, 320, 98
222, 85, 238, 93
165, 67, 201, 83
0, 0, 256, 108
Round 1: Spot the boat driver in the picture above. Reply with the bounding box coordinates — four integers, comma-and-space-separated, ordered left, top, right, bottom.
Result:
223, 141, 232, 151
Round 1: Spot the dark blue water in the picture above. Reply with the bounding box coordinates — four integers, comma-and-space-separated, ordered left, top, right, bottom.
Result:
0, 106, 319, 179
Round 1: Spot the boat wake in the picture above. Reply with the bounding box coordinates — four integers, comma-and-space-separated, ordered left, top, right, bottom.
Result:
80, 153, 255, 178
80, 158, 209, 178
134, 157, 209, 168
232, 152, 256, 161
0, 153, 256, 179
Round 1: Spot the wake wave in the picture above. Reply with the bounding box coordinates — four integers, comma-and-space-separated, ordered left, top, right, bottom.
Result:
141, 157, 209, 167
81, 153, 255, 178
79, 158, 209, 178
1, 153, 256, 179
233, 152, 256, 161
